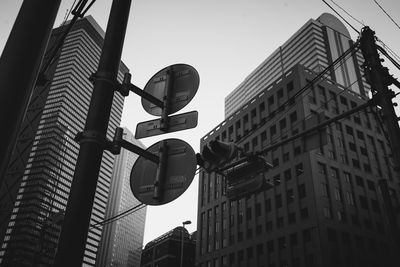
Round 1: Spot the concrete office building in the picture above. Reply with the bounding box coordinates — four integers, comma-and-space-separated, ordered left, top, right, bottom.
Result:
141, 227, 196, 267
197, 62, 400, 267
0, 16, 127, 266
225, 13, 371, 118
96, 128, 147, 267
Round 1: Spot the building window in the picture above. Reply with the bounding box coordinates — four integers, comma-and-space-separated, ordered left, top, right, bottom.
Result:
295, 163, 304, 176
300, 207, 309, 219
286, 189, 294, 203
267, 240, 274, 254
355, 176, 364, 187
346, 192, 355, 206
334, 188, 341, 201
344, 172, 351, 183
279, 118, 287, 130
284, 169, 292, 181
270, 124, 277, 136
359, 196, 369, 209
303, 229, 311, 243
323, 207, 332, 218
266, 221, 273, 232
321, 183, 329, 197
298, 184, 306, 198
327, 228, 337, 242
317, 162, 326, 174
290, 111, 297, 123
290, 233, 298, 246
257, 243, 263, 256
345, 125, 354, 136
278, 237, 287, 251
264, 199, 271, 214
255, 203, 261, 217
277, 217, 284, 228
275, 194, 282, 208
371, 199, 380, 213
288, 212, 296, 224
247, 246, 253, 259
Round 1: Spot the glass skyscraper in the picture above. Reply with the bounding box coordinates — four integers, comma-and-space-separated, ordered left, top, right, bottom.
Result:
0, 16, 127, 266
96, 127, 147, 267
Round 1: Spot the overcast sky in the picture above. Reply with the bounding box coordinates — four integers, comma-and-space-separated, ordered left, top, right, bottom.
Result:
1, 0, 400, 245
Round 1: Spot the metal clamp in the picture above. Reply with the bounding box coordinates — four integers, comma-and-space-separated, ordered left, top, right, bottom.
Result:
89, 71, 118, 87
74, 130, 108, 146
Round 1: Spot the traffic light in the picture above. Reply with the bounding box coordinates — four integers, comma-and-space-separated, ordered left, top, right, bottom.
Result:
225, 156, 273, 200
196, 140, 239, 172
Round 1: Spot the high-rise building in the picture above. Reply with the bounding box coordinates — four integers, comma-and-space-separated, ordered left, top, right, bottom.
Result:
197, 14, 400, 267
0, 16, 127, 266
96, 127, 147, 267
225, 13, 370, 118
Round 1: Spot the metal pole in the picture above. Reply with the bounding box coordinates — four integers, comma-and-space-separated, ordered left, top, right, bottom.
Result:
180, 225, 185, 267
0, 0, 61, 186
54, 0, 132, 265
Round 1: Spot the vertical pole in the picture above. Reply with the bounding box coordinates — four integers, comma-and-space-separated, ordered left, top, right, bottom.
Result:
54, 0, 132, 266
359, 26, 400, 249
180, 225, 185, 267
0, 0, 61, 185
360, 27, 400, 170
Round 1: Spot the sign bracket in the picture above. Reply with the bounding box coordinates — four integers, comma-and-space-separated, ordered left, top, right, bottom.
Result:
119, 73, 164, 108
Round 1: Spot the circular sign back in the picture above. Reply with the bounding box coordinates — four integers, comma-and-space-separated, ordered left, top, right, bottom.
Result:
130, 138, 197, 206
141, 64, 200, 116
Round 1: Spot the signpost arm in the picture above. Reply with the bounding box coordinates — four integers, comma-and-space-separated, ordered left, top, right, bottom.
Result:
120, 73, 164, 108
119, 139, 159, 163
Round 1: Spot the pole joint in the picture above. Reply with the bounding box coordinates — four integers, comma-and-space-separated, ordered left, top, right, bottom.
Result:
74, 130, 108, 147
89, 71, 118, 87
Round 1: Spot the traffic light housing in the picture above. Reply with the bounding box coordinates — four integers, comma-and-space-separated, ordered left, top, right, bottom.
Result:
225, 156, 273, 200
196, 140, 239, 172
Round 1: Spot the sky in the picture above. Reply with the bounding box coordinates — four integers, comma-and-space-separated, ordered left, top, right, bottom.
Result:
1, 0, 400, 246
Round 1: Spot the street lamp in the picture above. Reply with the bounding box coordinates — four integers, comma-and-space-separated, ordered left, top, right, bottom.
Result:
180, 220, 191, 267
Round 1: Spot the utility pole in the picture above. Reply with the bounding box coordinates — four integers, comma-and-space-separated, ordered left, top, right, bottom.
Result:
54, 0, 132, 265
359, 26, 400, 250
359, 26, 400, 170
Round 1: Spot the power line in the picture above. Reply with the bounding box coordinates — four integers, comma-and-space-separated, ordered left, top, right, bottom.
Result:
322, 0, 360, 34
377, 39, 400, 64
235, 40, 360, 145
373, 0, 400, 31
40, 0, 96, 75
263, 47, 361, 148
90, 203, 147, 230
377, 45, 400, 71
328, 0, 365, 27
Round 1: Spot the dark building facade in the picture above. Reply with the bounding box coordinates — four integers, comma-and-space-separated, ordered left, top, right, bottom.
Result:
196, 64, 400, 267
141, 227, 196, 267
0, 16, 127, 266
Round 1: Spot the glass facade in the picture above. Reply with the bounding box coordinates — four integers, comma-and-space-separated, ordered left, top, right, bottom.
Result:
224, 13, 370, 118
0, 16, 127, 266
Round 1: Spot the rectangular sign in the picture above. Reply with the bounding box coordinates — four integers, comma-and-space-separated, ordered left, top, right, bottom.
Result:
135, 110, 198, 139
